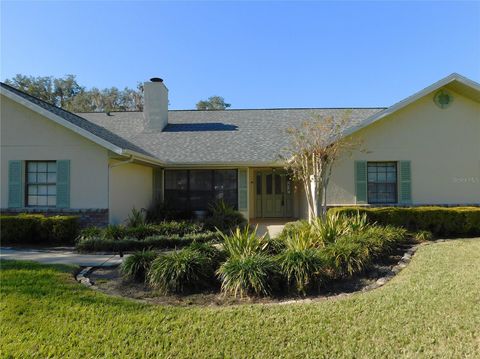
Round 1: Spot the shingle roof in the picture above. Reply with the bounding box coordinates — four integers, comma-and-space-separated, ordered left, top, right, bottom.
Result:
0, 82, 153, 157
1, 81, 384, 165
79, 108, 384, 165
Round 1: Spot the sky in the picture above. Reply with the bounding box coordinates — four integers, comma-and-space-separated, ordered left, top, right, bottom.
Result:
1, 1, 479, 110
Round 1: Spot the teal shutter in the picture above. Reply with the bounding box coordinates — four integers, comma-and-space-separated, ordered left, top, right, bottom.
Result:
238, 169, 248, 211
354, 161, 367, 204
8, 160, 24, 208
398, 161, 412, 204
153, 168, 164, 203
56, 160, 70, 208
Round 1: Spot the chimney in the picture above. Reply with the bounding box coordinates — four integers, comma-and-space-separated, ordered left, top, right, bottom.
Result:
143, 77, 168, 130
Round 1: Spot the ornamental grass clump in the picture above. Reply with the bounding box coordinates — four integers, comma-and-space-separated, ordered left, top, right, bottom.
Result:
120, 250, 158, 282
216, 226, 279, 297
278, 248, 326, 295
217, 254, 278, 298
219, 226, 269, 257
148, 249, 213, 294
204, 200, 247, 233
188, 242, 226, 268
325, 237, 370, 278
414, 230, 433, 242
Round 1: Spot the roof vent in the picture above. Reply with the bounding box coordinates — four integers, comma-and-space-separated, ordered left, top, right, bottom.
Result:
150, 77, 163, 83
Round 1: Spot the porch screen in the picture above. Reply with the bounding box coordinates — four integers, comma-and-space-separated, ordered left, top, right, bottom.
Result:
164, 169, 238, 211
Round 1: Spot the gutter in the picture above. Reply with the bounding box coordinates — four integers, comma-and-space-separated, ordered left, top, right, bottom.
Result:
109, 155, 134, 168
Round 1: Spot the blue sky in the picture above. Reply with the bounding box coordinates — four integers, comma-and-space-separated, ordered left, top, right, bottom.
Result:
1, 1, 479, 110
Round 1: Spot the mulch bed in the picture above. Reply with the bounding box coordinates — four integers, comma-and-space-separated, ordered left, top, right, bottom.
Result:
87, 241, 417, 306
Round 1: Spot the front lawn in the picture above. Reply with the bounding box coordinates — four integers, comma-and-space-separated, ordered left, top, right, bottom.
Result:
1, 239, 479, 358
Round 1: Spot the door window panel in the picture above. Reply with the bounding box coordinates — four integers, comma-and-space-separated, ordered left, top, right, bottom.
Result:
274, 174, 282, 194
266, 174, 273, 194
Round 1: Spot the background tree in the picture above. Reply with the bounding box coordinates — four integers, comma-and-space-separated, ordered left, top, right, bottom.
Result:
283, 113, 361, 222
196, 96, 231, 110
4, 74, 144, 112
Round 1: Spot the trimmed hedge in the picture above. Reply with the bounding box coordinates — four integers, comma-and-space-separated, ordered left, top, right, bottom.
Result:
329, 207, 480, 237
78, 221, 204, 242
0, 214, 80, 245
75, 232, 220, 253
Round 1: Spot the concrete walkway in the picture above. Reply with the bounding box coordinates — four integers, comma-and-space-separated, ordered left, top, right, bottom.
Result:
0, 247, 124, 267
250, 219, 291, 238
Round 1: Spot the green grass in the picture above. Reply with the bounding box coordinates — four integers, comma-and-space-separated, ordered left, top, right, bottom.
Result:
1, 239, 480, 358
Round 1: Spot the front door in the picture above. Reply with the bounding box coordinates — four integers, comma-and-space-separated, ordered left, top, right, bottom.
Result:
255, 171, 292, 218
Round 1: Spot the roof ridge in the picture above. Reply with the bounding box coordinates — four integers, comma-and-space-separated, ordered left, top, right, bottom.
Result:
76, 107, 387, 114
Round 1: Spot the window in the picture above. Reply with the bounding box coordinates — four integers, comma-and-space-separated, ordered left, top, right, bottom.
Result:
367, 162, 397, 204
26, 161, 57, 207
164, 169, 238, 211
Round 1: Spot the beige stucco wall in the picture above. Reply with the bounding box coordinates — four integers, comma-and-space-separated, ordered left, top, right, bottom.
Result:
325, 88, 480, 207
0, 95, 110, 209
108, 161, 153, 224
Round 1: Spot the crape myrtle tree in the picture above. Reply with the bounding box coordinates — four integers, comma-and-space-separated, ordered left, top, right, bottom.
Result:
283, 113, 361, 222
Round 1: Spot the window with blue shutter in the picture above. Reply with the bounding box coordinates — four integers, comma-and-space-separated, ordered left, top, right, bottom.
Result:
354, 161, 367, 204
8, 160, 24, 208
367, 162, 398, 204
26, 161, 57, 206
238, 169, 248, 211
398, 161, 412, 204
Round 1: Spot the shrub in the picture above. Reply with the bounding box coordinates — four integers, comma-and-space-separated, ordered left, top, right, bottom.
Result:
220, 226, 269, 257
283, 229, 317, 251
103, 224, 126, 240
278, 212, 372, 250
151, 221, 204, 236
120, 250, 158, 282
414, 230, 433, 242
324, 225, 408, 278
204, 200, 247, 233
310, 213, 350, 245
188, 242, 226, 266
324, 237, 370, 278
148, 249, 213, 294
0, 214, 41, 244
277, 220, 311, 243
217, 254, 278, 298
0, 214, 79, 245
125, 207, 147, 227
75, 232, 220, 252
278, 249, 326, 295
329, 206, 480, 237
146, 200, 193, 222
77, 221, 205, 241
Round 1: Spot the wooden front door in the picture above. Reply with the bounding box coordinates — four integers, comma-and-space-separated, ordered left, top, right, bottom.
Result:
255, 170, 292, 218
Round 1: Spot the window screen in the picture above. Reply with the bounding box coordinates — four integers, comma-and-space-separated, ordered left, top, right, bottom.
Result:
164, 169, 238, 211
26, 161, 57, 207
367, 162, 397, 204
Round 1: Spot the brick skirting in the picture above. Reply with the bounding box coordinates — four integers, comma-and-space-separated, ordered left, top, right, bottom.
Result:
0, 208, 109, 228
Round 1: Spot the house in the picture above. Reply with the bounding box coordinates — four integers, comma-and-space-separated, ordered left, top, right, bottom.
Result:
1, 73, 479, 226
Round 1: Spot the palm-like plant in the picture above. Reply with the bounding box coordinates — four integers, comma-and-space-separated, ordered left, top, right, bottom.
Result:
120, 250, 158, 282
278, 248, 325, 295
219, 226, 269, 257
217, 254, 277, 298
148, 249, 212, 294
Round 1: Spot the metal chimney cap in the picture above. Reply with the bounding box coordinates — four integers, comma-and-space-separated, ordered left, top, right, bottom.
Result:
150, 77, 163, 83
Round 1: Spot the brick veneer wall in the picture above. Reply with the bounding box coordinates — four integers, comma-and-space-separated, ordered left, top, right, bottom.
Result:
0, 208, 109, 228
